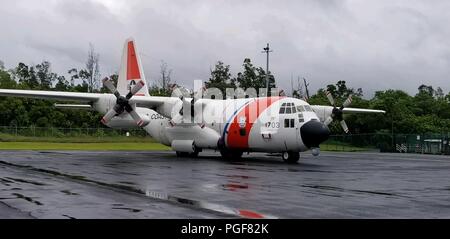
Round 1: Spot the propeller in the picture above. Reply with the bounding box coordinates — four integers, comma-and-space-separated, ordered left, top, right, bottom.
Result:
170, 85, 206, 125
101, 77, 149, 127
324, 91, 352, 133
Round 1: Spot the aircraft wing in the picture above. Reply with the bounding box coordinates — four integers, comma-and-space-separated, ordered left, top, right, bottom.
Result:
311, 105, 385, 114
0, 89, 103, 102
129, 95, 173, 108
0, 89, 171, 110
311, 105, 385, 124
342, 107, 385, 114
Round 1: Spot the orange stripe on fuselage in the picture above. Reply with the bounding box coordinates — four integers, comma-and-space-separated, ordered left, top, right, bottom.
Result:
127, 41, 141, 80
226, 97, 282, 149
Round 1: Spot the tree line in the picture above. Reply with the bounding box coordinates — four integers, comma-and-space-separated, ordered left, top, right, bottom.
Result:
1, 53, 450, 134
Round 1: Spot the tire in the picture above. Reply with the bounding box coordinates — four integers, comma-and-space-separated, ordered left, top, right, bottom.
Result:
189, 148, 201, 158
282, 152, 300, 163
176, 151, 189, 157
176, 151, 200, 157
220, 149, 243, 160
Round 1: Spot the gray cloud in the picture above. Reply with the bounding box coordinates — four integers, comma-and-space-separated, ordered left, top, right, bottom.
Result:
1, 0, 450, 97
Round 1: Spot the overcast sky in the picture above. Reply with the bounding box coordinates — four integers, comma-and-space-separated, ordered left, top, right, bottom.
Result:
1, 0, 450, 97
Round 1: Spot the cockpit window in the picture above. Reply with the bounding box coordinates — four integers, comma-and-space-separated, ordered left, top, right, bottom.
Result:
285, 107, 292, 114
279, 102, 300, 114
304, 105, 312, 112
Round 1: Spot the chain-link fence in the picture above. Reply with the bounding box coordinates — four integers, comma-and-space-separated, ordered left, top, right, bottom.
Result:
324, 133, 393, 152
326, 133, 450, 155
2, 126, 450, 155
0, 126, 148, 138
393, 133, 450, 155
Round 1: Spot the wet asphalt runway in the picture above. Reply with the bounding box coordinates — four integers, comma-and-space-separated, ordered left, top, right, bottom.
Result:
1, 150, 450, 218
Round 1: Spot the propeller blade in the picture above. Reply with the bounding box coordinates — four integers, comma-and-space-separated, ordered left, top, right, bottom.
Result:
129, 80, 145, 97
324, 116, 334, 126
181, 99, 193, 123
193, 86, 205, 102
171, 86, 184, 98
101, 108, 118, 125
343, 94, 353, 108
340, 120, 349, 134
325, 91, 335, 106
125, 105, 148, 127
102, 77, 120, 98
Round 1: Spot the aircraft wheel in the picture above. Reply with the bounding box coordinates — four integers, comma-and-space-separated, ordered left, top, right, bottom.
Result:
176, 149, 200, 158
189, 147, 201, 158
220, 149, 243, 160
282, 152, 300, 163
176, 151, 189, 157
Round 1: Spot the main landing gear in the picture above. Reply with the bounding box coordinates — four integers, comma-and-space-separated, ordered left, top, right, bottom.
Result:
281, 152, 300, 164
219, 149, 243, 160
175, 147, 201, 158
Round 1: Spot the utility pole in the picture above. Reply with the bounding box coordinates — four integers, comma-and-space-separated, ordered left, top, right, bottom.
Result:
297, 76, 303, 99
303, 77, 310, 100
262, 43, 272, 96
290, 73, 294, 97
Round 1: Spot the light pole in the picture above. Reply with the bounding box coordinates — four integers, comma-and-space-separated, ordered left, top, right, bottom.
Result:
262, 43, 272, 96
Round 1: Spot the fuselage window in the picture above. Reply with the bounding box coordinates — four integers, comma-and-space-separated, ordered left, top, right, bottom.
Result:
284, 118, 295, 128
285, 107, 292, 114
292, 106, 296, 113
304, 105, 312, 112
284, 118, 290, 128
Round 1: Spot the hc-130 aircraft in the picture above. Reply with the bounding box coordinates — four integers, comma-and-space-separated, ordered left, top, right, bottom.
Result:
0, 38, 385, 163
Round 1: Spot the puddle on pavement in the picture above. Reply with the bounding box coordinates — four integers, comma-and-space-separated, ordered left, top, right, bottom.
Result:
61, 190, 79, 196
301, 184, 398, 197
5, 177, 46, 186
222, 183, 249, 191
112, 207, 141, 213
12, 193, 43, 206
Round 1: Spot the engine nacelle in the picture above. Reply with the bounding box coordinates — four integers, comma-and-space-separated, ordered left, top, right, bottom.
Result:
171, 140, 196, 153
106, 114, 150, 129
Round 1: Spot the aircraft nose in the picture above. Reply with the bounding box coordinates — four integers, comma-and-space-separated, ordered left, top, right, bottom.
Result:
300, 120, 330, 148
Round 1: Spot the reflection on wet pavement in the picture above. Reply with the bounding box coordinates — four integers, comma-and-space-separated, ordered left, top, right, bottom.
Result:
1, 150, 450, 218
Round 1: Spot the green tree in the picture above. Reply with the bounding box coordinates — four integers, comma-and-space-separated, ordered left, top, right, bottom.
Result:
236, 58, 275, 96
0, 67, 16, 89
54, 76, 70, 91
205, 61, 236, 97
35, 61, 56, 89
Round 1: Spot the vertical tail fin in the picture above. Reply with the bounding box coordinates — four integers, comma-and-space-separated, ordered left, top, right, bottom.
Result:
117, 38, 150, 96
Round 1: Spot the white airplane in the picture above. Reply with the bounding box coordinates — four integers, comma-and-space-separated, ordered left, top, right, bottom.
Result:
0, 38, 385, 163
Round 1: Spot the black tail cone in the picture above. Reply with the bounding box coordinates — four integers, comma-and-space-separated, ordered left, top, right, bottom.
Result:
300, 120, 330, 148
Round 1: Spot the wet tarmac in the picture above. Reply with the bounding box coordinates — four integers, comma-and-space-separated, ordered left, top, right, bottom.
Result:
1, 150, 450, 218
